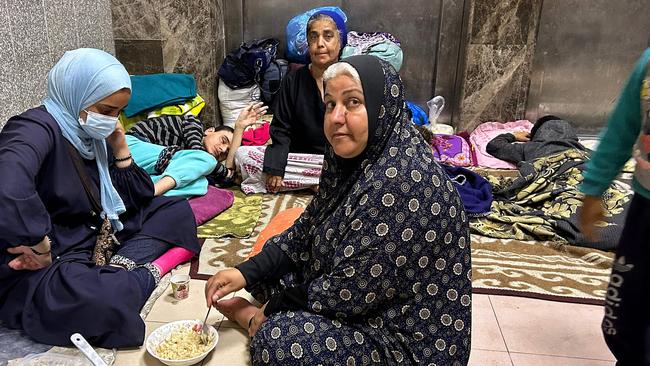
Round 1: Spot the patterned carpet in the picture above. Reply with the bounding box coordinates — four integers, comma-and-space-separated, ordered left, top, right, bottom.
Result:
471, 235, 613, 305
190, 192, 613, 305
190, 191, 313, 280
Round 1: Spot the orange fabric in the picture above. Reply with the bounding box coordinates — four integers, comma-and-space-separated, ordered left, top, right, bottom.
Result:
248, 207, 305, 258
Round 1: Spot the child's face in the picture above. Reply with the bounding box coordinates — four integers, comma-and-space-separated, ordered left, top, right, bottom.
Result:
203, 128, 233, 161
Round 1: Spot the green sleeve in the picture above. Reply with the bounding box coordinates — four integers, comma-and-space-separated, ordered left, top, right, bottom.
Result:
580, 49, 650, 196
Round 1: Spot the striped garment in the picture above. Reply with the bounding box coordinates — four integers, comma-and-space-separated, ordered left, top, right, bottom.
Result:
127, 115, 232, 185
127, 115, 204, 150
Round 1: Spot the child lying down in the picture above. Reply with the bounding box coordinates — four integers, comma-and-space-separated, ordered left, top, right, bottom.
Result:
126, 102, 267, 197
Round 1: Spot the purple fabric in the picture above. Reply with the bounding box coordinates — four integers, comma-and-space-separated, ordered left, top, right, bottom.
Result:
188, 186, 235, 225
431, 134, 472, 167
345, 31, 401, 53
469, 120, 534, 169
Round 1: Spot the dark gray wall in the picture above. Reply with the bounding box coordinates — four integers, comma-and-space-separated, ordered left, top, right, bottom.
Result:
526, 0, 650, 134
223, 0, 468, 125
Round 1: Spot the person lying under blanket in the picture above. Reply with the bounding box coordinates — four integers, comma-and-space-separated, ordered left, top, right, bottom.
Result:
126, 102, 267, 197
485, 115, 587, 165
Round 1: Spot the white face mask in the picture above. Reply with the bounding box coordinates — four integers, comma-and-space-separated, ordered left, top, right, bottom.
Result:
79, 110, 118, 139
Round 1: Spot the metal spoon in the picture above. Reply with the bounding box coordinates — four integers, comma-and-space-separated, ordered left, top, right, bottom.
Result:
198, 307, 212, 344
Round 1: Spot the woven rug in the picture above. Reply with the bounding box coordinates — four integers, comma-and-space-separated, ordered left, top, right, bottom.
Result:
197, 189, 263, 239
190, 191, 313, 280
1, 272, 173, 365
190, 191, 614, 305
471, 235, 613, 305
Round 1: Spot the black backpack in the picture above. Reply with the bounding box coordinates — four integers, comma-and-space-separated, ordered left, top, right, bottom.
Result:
260, 59, 289, 105
218, 38, 279, 89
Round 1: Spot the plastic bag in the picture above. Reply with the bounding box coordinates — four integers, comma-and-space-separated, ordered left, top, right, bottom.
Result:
426, 96, 445, 126
9, 352, 91, 366
218, 81, 261, 128
406, 101, 428, 126
286, 6, 347, 64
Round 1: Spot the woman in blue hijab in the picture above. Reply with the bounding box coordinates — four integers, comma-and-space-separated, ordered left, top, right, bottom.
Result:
0, 48, 199, 347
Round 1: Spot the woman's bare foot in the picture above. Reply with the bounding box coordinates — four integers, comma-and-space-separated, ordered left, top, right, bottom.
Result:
215, 296, 258, 329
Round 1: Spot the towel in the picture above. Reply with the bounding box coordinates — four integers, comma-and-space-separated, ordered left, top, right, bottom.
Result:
123, 73, 197, 117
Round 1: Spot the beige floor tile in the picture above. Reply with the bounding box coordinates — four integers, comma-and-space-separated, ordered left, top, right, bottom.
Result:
172, 263, 190, 276
471, 294, 508, 351
490, 295, 614, 360
510, 353, 616, 366
114, 321, 165, 366
203, 327, 251, 366
145, 278, 233, 325
468, 349, 513, 366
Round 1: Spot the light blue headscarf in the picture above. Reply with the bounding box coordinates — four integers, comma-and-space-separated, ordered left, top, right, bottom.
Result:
43, 48, 132, 231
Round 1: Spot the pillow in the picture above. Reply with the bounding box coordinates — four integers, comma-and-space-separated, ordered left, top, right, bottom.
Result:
432, 134, 472, 167
188, 186, 235, 226
247, 207, 304, 258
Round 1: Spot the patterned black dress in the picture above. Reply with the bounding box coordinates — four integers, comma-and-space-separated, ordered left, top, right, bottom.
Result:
246, 56, 472, 365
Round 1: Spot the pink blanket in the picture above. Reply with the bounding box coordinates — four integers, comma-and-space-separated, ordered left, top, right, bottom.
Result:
469, 120, 534, 169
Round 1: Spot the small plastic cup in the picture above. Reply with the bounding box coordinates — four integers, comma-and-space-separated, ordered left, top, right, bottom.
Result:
170, 274, 190, 300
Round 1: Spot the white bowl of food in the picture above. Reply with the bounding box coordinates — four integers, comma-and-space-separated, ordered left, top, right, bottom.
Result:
146, 320, 218, 366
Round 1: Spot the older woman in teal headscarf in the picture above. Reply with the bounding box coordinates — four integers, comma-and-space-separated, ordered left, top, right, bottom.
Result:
0, 48, 199, 347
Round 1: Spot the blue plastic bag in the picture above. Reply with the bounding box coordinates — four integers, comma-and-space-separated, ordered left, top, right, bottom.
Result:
286, 6, 347, 64
406, 101, 429, 126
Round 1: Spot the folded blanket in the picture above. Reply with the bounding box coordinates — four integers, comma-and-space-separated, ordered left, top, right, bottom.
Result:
188, 186, 235, 226
124, 73, 197, 117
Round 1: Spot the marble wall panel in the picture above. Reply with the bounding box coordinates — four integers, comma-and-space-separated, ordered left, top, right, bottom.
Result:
109, 0, 225, 125
459, 44, 532, 131
111, 0, 161, 40
456, 0, 542, 131
160, 0, 223, 125
75, 0, 116, 52
115, 39, 165, 74
43, 0, 81, 63
470, 0, 539, 45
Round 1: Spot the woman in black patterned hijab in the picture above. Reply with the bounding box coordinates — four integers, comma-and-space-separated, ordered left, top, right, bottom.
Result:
205, 55, 471, 365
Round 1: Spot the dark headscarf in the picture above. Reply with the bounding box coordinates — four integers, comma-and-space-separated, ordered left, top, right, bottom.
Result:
267, 55, 472, 364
